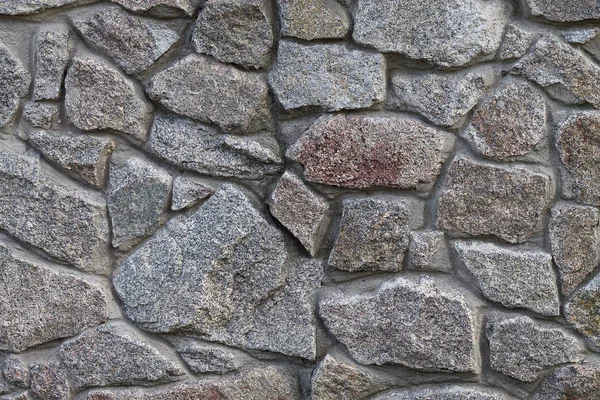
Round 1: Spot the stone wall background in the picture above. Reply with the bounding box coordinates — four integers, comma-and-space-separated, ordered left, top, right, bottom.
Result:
1, 0, 600, 398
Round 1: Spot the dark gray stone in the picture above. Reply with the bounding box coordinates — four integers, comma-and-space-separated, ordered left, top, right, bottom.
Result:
110, 0, 201, 16
30, 364, 69, 400
531, 364, 600, 400
171, 176, 214, 211
277, 0, 349, 41
410, 231, 452, 272
174, 343, 237, 374
23, 102, 58, 129
525, 0, 600, 22
2, 356, 29, 389
0, 41, 30, 127
33, 29, 69, 100
454, 241, 560, 316
311, 354, 379, 400
565, 273, 600, 346
372, 385, 515, 400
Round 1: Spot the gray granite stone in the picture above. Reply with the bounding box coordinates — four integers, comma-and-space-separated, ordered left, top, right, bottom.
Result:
2, 356, 29, 389
499, 24, 536, 60
269, 41, 386, 111
0, 40, 30, 127
372, 385, 515, 400
320, 276, 478, 372
437, 158, 552, 243
562, 28, 599, 44
288, 114, 454, 189
30, 364, 69, 400
531, 364, 600, 400
23, 102, 58, 129
171, 176, 214, 211
353, 0, 510, 67
525, 0, 600, 22
110, 0, 200, 15
328, 198, 410, 272
565, 273, 600, 346
454, 241, 559, 316
174, 343, 237, 374
410, 231, 451, 272
33, 29, 69, 100
277, 0, 349, 40
0, 0, 88, 14
311, 354, 379, 400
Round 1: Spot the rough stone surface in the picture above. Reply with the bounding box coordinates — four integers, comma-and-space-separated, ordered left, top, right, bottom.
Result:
74, 8, 179, 75
2, 356, 30, 389
311, 354, 378, 400
531, 364, 600, 400
29, 130, 115, 188
328, 198, 410, 272
33, 29, 69, 100
463, 82, 546, 160
373, 385, 514, 400
410, 231, 451, 272
110, 0, 200, 15
30, 364, 70, 400
108, 157, 172, 248
0, 0, 86, 15
353, 0, 510, 67
147, 113, 282, 179
487, 316, 582, 382
499, 24, 536, 60
454, 242, 559, 316
23, 102, 58, 129
0, 149, 112, 273
0, 40, 30, 127
565, 273, 600, 346
65, 58, 154, 140
437, 158, 551, 243
171, 176, 214, 211
192, 0, 273, 69
269, 171, 330, 256
0, 243, 108, 353
277, 0, 349, 40
320, 276, 478, 372
288, 114, 454, 189
526, 0, 600, 22
556, 112, 600, 206
390, 68, 495, 128
174, 343, 237, 374
549, 204, 600, 295
513, 36, 600, 109
562, 28, 599, 44
582, 31, 600, 62
60, 323, 183, 389
269, 41, 386, 111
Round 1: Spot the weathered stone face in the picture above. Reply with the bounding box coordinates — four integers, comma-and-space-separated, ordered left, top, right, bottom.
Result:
23, 102, 58, 129
409, 231, 451, 272
288, 115, 454, 189
531, 365, 600, 400
437, 158, 552, 243
30, 364, 70, 400
353, 0, 510, 67
33, 29, 70, 100
0, 0, 88, 15
525, 0, 600, 22
0, 40, 30, 127
110, 0, 200, 15
319, 276, 478, 372
372, 385, 515, 400
311, 354, 378, 400
171, 176, 214, 211
277, 0, 349, 41
565, 273, 600, 347
173, 342, 237, 374
498, 24, 536, 60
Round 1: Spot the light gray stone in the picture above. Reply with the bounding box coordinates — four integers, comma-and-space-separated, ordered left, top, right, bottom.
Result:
108, 157, 172, 248
549, 204, 600, 295
328, 198, 410, 272
65, 58, 154, 140
487, 316, 582, 382
0, 0, 88, 14
499, 24, 536, 60
30, 364, 69, 400
73, 8, 179, 75
390, 68, 495, 128
110, 0, 201, 16
174, 343, 237, 374
372, 385, 514, 400
319, 276, 478, 372
269, 171, 330, 256
526, 0, 600, 22
562, 28, 599, 44
0, 243, 108, 353
288, 114, 454, 189
2, 356, 29, 389
437, 158, 552, 243
60, 323, 183, 389
0, 149, 112, 273
0, 41, 30, 127
147, 113, 282, 180
556, 112, 600, 206
33, 29, 69, 100
193, 0, 274, 69
171, 176, 214, 211
531, 364, 600, 400
565, 273, 600, 346
353, 0, 510, 67
269, 41, 386, 111
513, 36, 600, 109
463, 82, 546, 160
454, 241, 559, 316
29, 130, 115, 188
147, 54, 272, 135
23, 102, 58, 129
311, 354, 379, 400
410, 231, 451, 272
277, 0, 349, 40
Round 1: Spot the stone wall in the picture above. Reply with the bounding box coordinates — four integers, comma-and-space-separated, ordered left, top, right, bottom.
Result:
0, 0, 599, 399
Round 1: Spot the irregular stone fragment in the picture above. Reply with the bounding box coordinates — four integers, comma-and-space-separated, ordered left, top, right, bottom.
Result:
487, 316, 582, 382
311, 354, 379, 400
23, 102, 58, 129
108, 157, 172, 248
60, 323, 183, 389
0, 0, 87, 15
563, 28, 599, 44
0, 41, 30, 127
372, 385, 515, 400
353, 0, 510, 67
147, 54, 272, 135
33, 29, 69, 100
328, 198, 409, 272
74, 8, 179, 75
2, 356, 29, 388
110, 0, 200, 16
390, 68, 495, 128
454, 242, 559, 315
174, 343, 237, 374
30, 364, 69, 400
437, 158, 551, 243
531, 364, 600, 400
192, 0, 273, 69
513, 36, 600, 109
319, 276, 478, 371
65, 58, 153, 140
525, 0, 600, 22
269, 171, 329, 256
0, 243, 108, 353
0, 150, 111, 273
582, 31, 600, 62
499, 24, 536, 60
269, 41, 386, 111
549, 204, 600, 295
29, 130, 115, 188
556, 112, 600, 205
288, 114, 454, 189
463, 82, 546, 160
147, 113, 282, 179
410, 231, 451, 272
171, 176, 214, 211
277, 0, 349, 40
565, 273, 600, 346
